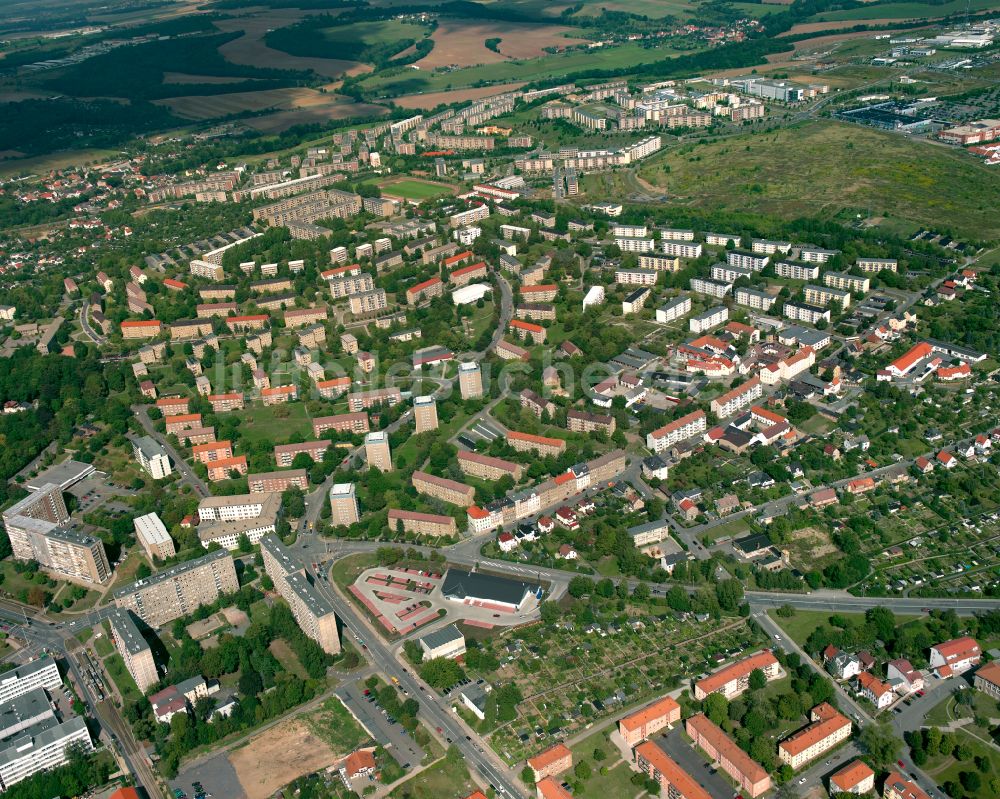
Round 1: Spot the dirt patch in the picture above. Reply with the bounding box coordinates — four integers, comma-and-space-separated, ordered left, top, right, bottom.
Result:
153, 87, 382, 122
242, 102, 388, 133
213, 11, 370, 80
392, 81, 527, 109
416, 20, 586, 70
229, 718, 339, 799
788, 526, 839, 560
186, 613, 226, 640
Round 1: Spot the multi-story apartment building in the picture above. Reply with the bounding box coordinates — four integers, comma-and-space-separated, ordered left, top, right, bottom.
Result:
822, 271, 870, 294
646, 409, 706, 452
751, 238, 792, 254
495, 339, 530, 361
567, 409, 616, 435
709, 376, 763, 419
507, 431, 566, 457
727, 249, 769, 270
189, 260, 224, 281
387, 509, 457, 537
247, 469, 309, 494
328, 272, 374, 299
622, 287, 651, 315
348, 387, 402, 412
616, 237, 656, 254
121, 320, 162, 340
192, 440, 233, 465
777, 703, 851, 770
414, 395, 439, 433
883, 772, 930, 799
406, 277, 445, 306
661, 239, 703, 258
134, 512, 176, 560
686, 713, 771, 797
0, 657, 61, 706
196, 492, 281, 550
690, 277, 733, 299
260, 535, 341, 654
829, 760, 875, 796
618, 696, 681, 746
0, 715, 92, 790
313, 412, 369, 437
711, 263, 752, 283
774, 261, 820, 280
114, 550, 239, 627
634, 741, 710, 799
412, 471, 475, 506
449, 205, 490, 228
798, 246, 839, 263
450, 261, 488, 287
804, 284, 851, 309
458, 362, 484, 399
527, 744, 573, 783
457, 451, 523, 481
734, 286, 776, 311
520, 284, 559, 302
515, 303, 556, 321
856, 257, 897, 273
274, 440, 330, 468
782, 301, 830, 325
656, 296, 692, 323
207, 393, 244, 413
690, 305, 728, 333
364, 431, 392, 472
510, 319, 546, 344
108, 607, 158, 692
616, 268, 658, 286
638, 254, 681, 272
348, 289, 388, 316
329, 483, 360, 527
694, 650, 781, 700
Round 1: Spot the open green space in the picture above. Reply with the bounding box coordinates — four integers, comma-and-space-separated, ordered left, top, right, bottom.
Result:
388, 750, 479, 798
636, 119, 1000, 241
922, 723, 1000, 799
768, 608, 919, 647
812, 0, 1000, 21
236, 402, 314, 445
568, 726, 651, 799
103, 652, 143, 706
305, 696, 371, 753
377, 178, 455, 201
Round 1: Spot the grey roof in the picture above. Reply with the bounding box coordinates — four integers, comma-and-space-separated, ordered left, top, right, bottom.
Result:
25, 460, 95, 492
441, 568, 540, 607
0, 715, 89, 768
0, 656, 58, 687
0, 688, 54, 737
284, 572, 336, 618
418, 624, 464, 651
733, 533, 772, 555
133, 435, 167, 460
113, 550, 233, 600
108, 608, 151, 656
627, 519, 670, 539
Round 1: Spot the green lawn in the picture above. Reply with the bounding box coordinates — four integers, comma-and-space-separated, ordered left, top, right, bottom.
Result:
568, 726, 650, 799
701, 516, 751, 545
636, 119, 1000, 241
237, 402, 314, 445
922, 725, 1000, 798
388, 752, 479, 798
378, 178, 454, 201
94, 633, 114, 658
768, 608, 920, 648
305, 696, 371, 753
104, 653, 143, 706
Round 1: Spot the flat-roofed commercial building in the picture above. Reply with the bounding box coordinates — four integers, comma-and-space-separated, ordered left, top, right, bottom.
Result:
329, 483, 360, 527
260, 535, 341, 655
457, 451, 523, 482
686, 712, 771, 797
388, 509, 456, 537
108, 607, 158, 692
412, 471, 475, 506
0, 657, 60, 706
114, 550, 239, 627
417, 623, 466, 661
694, 650, 780, 700
133, 512, 176, 560
0, 714, 92, 790
777, 703, 851, 770
617, 695, 681, 746
247, 469, 309, 494
634, 741, 711, 799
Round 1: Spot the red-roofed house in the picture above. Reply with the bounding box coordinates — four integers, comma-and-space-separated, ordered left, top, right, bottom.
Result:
527, 743, 572, 782
498, 531, 518, 552
938, 362, 971, 381
829, 759, 875, 795
885, 341, 934, 378
855, 671, 894, 709
929, 637, 980, 678
846, 477, 876, 495
936, 450, 957, 469
914, 456, 933, 474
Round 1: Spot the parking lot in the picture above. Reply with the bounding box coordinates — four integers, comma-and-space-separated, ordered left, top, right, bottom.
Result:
336, 681, 424, 768
170, 751, 243, 799
657, 728, 735, 799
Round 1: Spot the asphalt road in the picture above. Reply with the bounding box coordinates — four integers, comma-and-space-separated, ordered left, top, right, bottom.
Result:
336, 681, 425, 767
132, 403, 209, 497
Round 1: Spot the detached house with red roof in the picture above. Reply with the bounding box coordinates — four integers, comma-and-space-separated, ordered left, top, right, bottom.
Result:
914, 456, 933, 474
829, 759, 875, 795
855, 671, 894, 709
929, 636, 980, 678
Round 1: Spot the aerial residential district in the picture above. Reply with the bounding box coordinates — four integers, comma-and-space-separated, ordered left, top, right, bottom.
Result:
7, 5, 1000, 799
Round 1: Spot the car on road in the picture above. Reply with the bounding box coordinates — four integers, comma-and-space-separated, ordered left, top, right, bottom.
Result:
897, 760, 905, 768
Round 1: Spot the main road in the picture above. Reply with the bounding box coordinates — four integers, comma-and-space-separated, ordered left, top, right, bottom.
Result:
131, 403, 209, 497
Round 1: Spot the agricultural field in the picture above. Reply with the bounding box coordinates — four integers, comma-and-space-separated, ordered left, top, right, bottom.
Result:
414, 20, 589, 70
810, 0, 1000, 22
153, 88, 382, 124
634, 119, 1000, 240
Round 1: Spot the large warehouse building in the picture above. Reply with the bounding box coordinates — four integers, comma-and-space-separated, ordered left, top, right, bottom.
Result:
440, 568, 542, 613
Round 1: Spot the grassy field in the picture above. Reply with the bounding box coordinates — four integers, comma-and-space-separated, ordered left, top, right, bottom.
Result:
304, 696, 370, 753
812, 0, 1000, 21
238, 402, 314, 445
569, 726, 651, 799
388, 753, 479, 799
636, 119, 1000, 241
104, 652, 143, 706
768, 609, 920, 647
922, 722, 1000, 798
378, 178, 455, 201
360, 41, 687, 97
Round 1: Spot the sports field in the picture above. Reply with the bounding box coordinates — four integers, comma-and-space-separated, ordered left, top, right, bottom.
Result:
379, 178, 455, 201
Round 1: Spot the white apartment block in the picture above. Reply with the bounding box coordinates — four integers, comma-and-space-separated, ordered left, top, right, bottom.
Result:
658, 227, 695, 241
616, 237, 657, 253
661, 239, 703, 258
804, 284, 851, 309
711, 264, 752, 283
656, 296, 692, 324
616, 269, 658, 286
449, 205, 490, 227
710, 376, 763, 418
690, 306, 729, 333
734, 286, 776, 311
132, 436, 172, 479
690, 277, 733, 299
774, 261, 820, 281
822, 271, 870, 294
705, 232, 740, 246
0, 657, 61, 705
856, 257, 897, 273
638, 254, 681, 272
727, 250, 769, 271
622, 288, 652, 315
751, 239, 792, 255
782, 302, 831, 325
646, 409, 707, 452
0, 716, 92, 790
611, 224, 648, 238
798, 247, 839, 263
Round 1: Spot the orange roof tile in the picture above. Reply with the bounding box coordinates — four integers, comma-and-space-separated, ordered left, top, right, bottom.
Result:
634, 741, 711, 799
695, 650, 777, 695
620, 696, 680, 733
527, 743, 572, 773
830, 759, 874, 791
